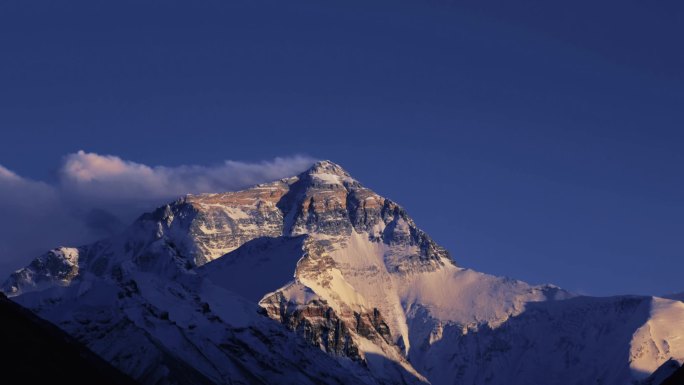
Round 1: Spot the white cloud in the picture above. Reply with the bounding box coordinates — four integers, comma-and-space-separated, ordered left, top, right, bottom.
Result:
0, 152, 316, 278
0, 166, 86, 276
59, 151, 315, 203
0, 165, 22, 181
0, 164, 61, 213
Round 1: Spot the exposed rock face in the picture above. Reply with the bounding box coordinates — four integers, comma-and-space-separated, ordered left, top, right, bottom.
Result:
106, 161, 449, 274
280, 161, 450, 272
260, 236, 397, 363
261, 293, 363, 360
135, 181, 289, 267
3, 247, 80, 294
262, 294, 395, 361
247, 232, 428, 379
4, 160, 684, 385
151, 161, 452, 271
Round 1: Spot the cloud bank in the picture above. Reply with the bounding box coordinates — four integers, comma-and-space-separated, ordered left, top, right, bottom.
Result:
60, 151, 315, 203
0, 152, 316, 278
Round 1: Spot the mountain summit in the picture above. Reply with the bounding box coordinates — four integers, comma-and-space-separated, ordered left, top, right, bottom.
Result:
305, 159, 355, 178
4, 161, 684, 385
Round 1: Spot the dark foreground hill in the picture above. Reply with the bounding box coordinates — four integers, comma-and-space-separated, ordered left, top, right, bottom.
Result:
661, 364, 684, 385
0, 293, 139, 385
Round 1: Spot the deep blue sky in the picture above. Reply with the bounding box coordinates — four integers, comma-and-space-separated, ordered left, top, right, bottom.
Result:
1, 0, 683, 296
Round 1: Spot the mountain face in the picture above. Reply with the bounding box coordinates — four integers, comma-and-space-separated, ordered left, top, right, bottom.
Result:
3, 160, 684, 385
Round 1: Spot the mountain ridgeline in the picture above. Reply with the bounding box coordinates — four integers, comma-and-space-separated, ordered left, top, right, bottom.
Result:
3, 161, 684, 385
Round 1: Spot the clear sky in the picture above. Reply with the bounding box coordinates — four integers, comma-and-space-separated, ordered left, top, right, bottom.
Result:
0, 0, 682, 296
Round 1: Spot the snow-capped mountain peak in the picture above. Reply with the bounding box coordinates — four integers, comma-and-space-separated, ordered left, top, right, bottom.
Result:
305, 159, 355, 179
3, 160, 684, 385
